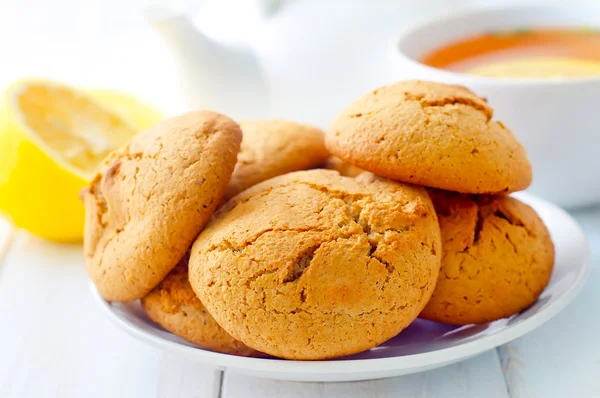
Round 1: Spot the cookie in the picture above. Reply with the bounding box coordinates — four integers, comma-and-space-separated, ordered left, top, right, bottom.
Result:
420, 190, 554, 325
189, 169, 441, 360
326, 80, 532, 194
223, 120, 329, 200
324, 156, 365, 178
83, 111, 242, 302
141, 255, 259, 356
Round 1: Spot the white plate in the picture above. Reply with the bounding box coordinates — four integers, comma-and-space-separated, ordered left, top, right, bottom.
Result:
92, 193, 589, 382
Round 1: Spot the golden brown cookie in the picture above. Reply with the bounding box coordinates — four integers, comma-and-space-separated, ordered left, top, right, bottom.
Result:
324, 156, 365, 178
189, 169, 441, 360
223, 120, 329, 200
326, 80, 532, 194
141, 255, 259, 356
420, 190, 554, 325
83, 111, 242, 302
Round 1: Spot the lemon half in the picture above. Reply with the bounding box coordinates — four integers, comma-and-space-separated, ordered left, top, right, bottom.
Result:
0, 80, 160, 242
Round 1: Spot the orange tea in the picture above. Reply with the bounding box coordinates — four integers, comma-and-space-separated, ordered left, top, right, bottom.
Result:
421, 28, 600, 77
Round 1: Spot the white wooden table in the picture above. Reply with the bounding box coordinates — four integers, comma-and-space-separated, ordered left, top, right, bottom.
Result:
0, 206, 598, 398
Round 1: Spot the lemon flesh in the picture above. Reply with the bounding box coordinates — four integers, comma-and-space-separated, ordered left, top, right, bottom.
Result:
15, 83, 136, 175
87, 89, 162, 131
0, 80, 158, 242
468, 57, 600, 78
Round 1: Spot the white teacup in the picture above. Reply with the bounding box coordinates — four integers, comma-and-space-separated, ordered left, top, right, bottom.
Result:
392, 5, 600, 208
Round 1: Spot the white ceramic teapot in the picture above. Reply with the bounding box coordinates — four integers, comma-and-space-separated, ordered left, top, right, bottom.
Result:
145, 1, 461, 125
145, 8, 268, 121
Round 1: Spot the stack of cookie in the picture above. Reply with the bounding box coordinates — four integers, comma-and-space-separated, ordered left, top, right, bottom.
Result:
83, 81, 554, 360
325, 81, 554, 326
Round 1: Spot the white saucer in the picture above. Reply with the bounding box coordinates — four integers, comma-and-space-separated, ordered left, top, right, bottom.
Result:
91, 193, 589, 382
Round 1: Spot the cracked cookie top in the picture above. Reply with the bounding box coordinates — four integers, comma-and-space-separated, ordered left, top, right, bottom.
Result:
188, 169, 442, 360
83, 110, 242, 302
223, 120, 329, 201
325, 80, 532, 194
420, 189, 554, 325
141, 255, 260, 356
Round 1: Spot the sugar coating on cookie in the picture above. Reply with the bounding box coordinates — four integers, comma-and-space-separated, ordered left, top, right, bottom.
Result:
326, 80, 532, 194
141, 256, 259, 356
189, 169, 441, 360
324, 156, 365, 178
223, 120, 329, 200
420, 190, 554, 325
83, 111, 242, 302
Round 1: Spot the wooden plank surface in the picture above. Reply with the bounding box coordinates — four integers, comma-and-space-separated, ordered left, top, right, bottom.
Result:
495, 208, 600, 398
0, 232, 220, 398
1, 206, 599, 397
222, 350, 508, 398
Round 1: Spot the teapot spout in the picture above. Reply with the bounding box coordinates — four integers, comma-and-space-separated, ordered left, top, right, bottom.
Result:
145, 9, 268, 120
